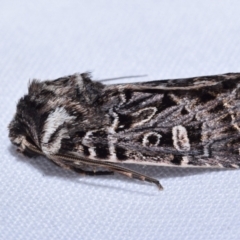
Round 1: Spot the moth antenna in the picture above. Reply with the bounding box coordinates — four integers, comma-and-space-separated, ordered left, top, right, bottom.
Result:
99, 74, 148, 82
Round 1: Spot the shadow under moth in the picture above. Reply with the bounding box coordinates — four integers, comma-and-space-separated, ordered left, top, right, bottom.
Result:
8, 72, 240, 190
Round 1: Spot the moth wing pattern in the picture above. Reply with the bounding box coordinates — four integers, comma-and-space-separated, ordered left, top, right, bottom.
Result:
75, 73, 240, 168
8, 72, 240, 189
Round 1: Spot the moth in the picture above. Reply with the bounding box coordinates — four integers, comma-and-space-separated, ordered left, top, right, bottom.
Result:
8, 72, 240, 190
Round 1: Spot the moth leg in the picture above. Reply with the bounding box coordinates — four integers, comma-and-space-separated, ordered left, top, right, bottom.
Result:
73, 164, 162, 188
71, 161, 163, 189
55, 154, 163, 190
50, 157, 73, 170
70, 166, 114, 176
25, 135, 162, 189
73, 164, 162, 189
109, 167, 163, 190
51, 158, 113, 176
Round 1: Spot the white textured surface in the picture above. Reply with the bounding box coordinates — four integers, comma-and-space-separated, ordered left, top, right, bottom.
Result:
1, 1, 240, 240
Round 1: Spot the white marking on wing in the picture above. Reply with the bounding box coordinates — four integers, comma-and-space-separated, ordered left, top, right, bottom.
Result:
172, 125, 190, 151
142, 132, 162, 147
41, 107, 76, 155
132, 107, 157, 127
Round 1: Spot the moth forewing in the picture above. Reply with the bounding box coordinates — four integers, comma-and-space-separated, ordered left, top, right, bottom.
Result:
8, 72, 240, 189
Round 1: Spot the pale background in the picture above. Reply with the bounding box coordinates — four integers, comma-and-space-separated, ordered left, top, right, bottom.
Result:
1, 1, 240, 240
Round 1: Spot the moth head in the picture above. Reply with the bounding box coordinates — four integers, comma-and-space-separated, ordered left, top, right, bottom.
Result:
8, 94, 41, 157
8, 73, 105, 158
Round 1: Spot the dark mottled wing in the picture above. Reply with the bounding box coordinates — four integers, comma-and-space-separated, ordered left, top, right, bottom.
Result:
9, 72, 240, 173
67, 73, 240, 169
8, 72, 240, 189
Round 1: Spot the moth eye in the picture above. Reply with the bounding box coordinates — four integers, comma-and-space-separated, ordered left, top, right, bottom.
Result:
13, 142, 21, 147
